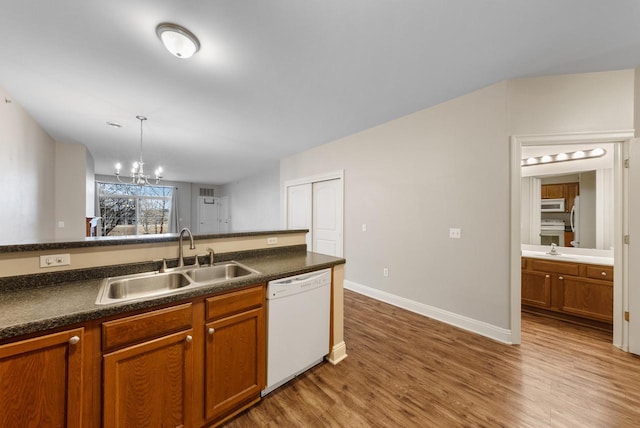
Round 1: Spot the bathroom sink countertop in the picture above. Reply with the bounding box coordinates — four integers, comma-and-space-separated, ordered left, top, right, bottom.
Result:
0, 249, 345, 341
522, 250, 613, 266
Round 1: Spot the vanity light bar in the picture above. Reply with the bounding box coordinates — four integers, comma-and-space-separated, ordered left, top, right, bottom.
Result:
521, 148, 606, 167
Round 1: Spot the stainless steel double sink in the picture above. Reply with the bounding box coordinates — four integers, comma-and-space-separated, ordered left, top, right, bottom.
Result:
95, 261, 259, 305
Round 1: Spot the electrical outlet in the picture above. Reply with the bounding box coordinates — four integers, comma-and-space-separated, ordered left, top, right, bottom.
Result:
383, 268, 389, 277
40, 253, 71, 268
449, 228, 461, 239
362, 224, 367, 232
267, 237, 278, 245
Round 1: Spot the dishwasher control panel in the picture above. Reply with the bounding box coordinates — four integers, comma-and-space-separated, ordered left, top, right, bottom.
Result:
267, 269, 331, 300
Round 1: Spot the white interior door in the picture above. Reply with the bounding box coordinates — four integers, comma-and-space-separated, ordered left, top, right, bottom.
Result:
628, 138, 640, 355
312, 179, 343, 257
218, 196, 230, 232
198, 196, 219, 233
287, 184, 312, 249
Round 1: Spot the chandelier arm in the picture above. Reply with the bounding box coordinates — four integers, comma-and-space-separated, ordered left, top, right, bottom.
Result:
113, 115, 161, 186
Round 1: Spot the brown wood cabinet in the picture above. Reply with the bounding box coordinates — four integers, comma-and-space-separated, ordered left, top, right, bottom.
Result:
541, 183, 564, 199
521, 270, 551, 308
0, 281, 273, 428
521, 257, 613, 327
101, 285, 266, 428
0, 328, 85, 428
204, 286, 266, 425
564, 231, 575, 248
564, 182, 579, 213
102, 303, 195, 428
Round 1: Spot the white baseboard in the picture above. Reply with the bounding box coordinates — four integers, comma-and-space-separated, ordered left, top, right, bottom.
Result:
344, 280, 513, 344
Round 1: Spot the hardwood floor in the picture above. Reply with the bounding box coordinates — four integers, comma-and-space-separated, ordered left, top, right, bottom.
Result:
223, 290, 640, 427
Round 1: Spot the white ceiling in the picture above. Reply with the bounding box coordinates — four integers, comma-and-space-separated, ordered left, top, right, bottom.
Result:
2, 1, 640, 184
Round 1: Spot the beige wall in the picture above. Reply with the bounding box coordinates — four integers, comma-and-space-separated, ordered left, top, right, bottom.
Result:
220, 167, 281, 231
281, 69, 636, 336
54, 141, 93, 240
507, 69, 634, 135
635, 68, 640, 138
282, 81, 512, 328
0, 86, 56, 243
86, 148, 95, 217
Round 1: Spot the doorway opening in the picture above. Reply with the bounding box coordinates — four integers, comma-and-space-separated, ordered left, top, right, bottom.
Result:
510, 131, 632, 348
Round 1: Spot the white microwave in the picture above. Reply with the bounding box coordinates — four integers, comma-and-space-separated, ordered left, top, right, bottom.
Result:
541, 198, 565, 212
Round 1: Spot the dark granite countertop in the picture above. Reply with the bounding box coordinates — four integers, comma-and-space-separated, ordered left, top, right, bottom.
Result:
0, 229, 307, 253
0, 249, 345, 341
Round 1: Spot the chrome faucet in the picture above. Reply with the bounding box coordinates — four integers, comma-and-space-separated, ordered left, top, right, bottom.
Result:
178, 227, 196, 268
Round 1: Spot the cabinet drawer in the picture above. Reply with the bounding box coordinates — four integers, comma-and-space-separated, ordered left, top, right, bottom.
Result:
530, 259, 580, 276
585, 265, 613, 281
102, 303, 193, 352
206, 284, 264, 321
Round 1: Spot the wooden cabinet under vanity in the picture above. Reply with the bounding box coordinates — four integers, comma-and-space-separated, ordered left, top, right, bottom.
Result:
521, 257, 613, 329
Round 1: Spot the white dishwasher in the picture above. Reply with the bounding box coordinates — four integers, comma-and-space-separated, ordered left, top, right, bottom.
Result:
262, 268, 331, 396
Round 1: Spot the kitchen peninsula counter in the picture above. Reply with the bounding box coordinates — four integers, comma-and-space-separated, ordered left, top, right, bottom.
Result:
0, 247, 345, 341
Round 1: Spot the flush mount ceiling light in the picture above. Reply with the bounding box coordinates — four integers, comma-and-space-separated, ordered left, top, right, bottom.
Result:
521, 148, 606, 167
115, 116, 163, 185
156, 23, 200, 59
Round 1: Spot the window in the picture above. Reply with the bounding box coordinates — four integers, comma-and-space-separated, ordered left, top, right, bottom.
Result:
98, 182, 173, 236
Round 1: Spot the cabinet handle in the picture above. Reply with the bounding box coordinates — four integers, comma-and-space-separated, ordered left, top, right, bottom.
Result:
185, 335, 193, 343
545, 275, 550, 278
208, 328, 215, 335
601, 271, 607, 276
559, 276, 564, 280
68, 336, 80, 345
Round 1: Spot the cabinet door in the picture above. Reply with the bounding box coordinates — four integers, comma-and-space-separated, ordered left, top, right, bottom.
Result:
205, 307, 265, 421
560, 276, 613, 323
542, 184, 564, 199
0, 328, 84, 428
103, 329, 194, 428
522, 270, 551, 308
564, 182, 579, 213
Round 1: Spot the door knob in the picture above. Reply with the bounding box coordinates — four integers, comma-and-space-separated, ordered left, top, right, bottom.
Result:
208, 328, 215, 335
185, 335, 193, 343
68, 336, 80, 345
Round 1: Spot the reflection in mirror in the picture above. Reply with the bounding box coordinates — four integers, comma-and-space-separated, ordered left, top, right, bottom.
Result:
521, 143, 615, 250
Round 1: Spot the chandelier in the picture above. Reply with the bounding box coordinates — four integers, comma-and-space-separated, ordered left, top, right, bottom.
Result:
115, 116, 163, 185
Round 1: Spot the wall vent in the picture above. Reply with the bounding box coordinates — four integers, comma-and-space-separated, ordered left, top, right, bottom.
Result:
199, 188, 214, 197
